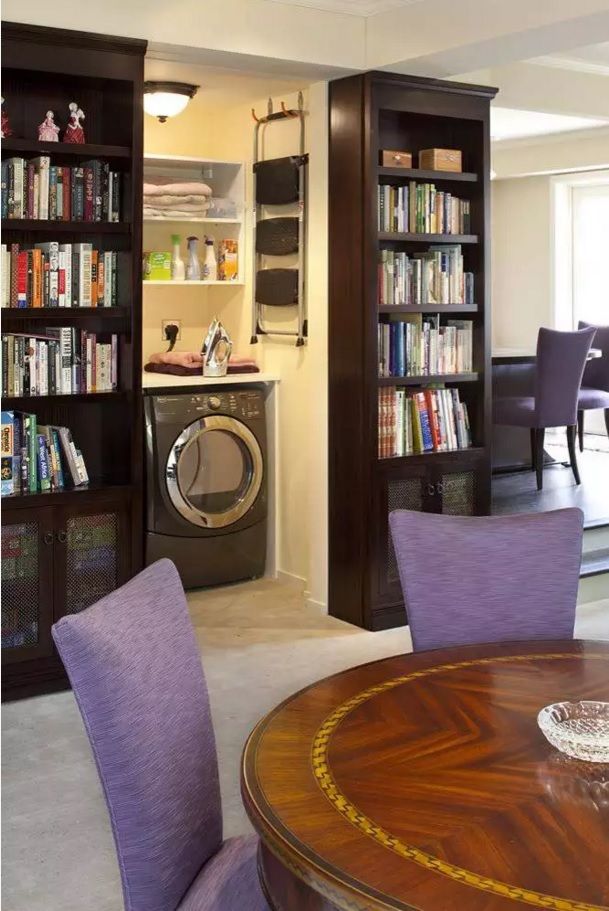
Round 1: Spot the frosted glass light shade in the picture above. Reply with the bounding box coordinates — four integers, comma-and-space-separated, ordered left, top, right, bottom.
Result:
143, 82, 198, 123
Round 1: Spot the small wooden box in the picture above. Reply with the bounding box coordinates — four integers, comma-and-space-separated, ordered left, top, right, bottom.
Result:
380, 149, 413, 168
418, 148, 462, 172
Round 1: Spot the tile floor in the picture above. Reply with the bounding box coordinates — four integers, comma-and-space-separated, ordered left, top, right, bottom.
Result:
2, 577, 608, 911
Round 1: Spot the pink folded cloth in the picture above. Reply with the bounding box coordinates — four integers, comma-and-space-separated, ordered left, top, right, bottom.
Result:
145, 351, 260, 376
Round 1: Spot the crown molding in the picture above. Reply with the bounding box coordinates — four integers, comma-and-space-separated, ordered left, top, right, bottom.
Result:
530, 55, 609, 78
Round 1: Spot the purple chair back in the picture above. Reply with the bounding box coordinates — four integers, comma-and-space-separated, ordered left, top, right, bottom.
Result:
52, 559, 222, 911
579, 320, 609, 392
535, 327, 594, 427
389, 509, 583, 652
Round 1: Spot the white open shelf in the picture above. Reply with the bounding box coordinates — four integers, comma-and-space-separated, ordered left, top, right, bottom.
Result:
144, 280, 244, 287
143, 153, 245, 285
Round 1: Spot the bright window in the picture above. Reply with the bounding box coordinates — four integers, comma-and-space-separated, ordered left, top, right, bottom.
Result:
571, 183, 609, 329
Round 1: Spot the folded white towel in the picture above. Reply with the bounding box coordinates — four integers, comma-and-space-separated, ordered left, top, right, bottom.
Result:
143, 181, 213, 197
143, 194, 211, 207
143, 207, 211, 219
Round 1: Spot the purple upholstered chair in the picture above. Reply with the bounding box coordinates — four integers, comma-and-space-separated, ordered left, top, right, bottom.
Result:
51, 558, 268, 911
494, 327, 595, 490
577, 320, 609, 450
389, 508, 583, 652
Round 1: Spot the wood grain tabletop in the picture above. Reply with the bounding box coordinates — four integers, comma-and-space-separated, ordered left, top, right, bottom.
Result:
241, 639, 609, 911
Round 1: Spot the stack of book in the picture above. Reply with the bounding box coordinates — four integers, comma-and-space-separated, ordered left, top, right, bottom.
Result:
1, 242, 120, 308
378, 386, 471, 458
377, 182, 471, 234
378, 317, 473, 377
1, 330, 118, 396
378, 246, 474, 306
1, 410, 89, 495
1, 157, 121, 222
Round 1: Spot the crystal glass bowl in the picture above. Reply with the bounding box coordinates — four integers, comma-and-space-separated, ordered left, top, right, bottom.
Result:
538, 701, 609, 763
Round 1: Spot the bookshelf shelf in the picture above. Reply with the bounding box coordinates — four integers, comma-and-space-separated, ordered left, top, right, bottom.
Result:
381, 446, 485, 465
379, 232, 478, 244
1, 22, 146, 700
2, 307, 130, 320
1, 481, 132, 509
2, 391, 129, 406
329, 70, 496, 631
378, 304, 479, 314
2, 219, 131, 234
378, 166, 478, 182
1, 138, 131, 160
378, 373, 479, 386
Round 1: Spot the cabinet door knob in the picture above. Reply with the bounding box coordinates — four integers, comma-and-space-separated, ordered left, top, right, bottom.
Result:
57, 530, 67, 544
427, 483, 435, 496
43, 532, 54, 545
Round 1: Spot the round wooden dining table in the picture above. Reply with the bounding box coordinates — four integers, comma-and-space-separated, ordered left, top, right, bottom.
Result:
241, 639, 609, 911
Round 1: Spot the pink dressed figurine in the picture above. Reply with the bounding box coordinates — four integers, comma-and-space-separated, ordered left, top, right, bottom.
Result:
38, 110, 59, 142
63, 102, 85, 144
1, 97, 12, 138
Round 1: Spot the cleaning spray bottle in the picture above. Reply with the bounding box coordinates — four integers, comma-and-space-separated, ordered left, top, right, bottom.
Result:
202, 236, 217, 282
186, 236, 201, 281
170, 234, 185, 280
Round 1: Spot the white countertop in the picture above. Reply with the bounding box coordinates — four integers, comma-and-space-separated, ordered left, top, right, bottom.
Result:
142, 371, 280, 389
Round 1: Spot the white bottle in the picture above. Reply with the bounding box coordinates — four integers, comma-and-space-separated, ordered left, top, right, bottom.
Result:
170, 234, 185, 280
202, 237, 217, 282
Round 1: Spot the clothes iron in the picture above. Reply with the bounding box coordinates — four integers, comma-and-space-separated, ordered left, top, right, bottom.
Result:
202, 318, 232, 377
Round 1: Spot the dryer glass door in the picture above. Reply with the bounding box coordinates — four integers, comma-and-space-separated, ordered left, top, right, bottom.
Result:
166, 415, 263, 529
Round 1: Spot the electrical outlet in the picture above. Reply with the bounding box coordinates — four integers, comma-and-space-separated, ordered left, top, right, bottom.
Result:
162, 319, 182, 341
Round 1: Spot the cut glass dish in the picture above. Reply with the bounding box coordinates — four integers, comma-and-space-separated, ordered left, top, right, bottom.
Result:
538, 701, 609, 763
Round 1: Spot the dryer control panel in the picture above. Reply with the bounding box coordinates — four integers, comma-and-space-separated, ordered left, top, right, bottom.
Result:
153, 389, 264, 422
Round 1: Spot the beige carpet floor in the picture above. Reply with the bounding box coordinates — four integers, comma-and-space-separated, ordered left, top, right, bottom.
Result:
2, 577, 608, 911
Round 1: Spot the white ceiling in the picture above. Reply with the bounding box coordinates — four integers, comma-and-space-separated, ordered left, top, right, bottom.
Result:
264, 0, 422, 16
491, 106, 608, 143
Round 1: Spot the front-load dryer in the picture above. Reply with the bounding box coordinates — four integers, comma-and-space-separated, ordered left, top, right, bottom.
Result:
145, 387, 267, 588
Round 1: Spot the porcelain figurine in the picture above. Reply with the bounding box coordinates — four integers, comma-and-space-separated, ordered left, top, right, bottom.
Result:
1, 97, 12, 138
63, 102, 85, 144
38, 110, 59, 142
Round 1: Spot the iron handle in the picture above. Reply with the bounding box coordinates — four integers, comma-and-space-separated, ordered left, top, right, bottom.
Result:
43, 532, 54, 545
427, 483, 435, 496
56, 530, 67, 544
436, 481, 445, 495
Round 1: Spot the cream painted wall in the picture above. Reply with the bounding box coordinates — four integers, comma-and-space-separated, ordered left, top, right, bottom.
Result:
491, 176, 553, 349
143, 78, 329, 605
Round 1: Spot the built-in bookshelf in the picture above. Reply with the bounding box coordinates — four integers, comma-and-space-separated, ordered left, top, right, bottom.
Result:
329, 71, 497, 631
1, 22, 146, 699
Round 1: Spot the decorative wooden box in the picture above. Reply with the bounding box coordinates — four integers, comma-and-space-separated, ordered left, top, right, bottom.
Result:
418, 148, 462, 172
380, 149, 413, 168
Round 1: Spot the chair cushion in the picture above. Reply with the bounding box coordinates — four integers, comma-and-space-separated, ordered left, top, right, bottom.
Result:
578, 386, 609, 410
178, 835, 269, 911
493, 396, 536, 427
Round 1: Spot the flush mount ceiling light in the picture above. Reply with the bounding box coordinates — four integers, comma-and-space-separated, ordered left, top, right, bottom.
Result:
143, 82, 198, 123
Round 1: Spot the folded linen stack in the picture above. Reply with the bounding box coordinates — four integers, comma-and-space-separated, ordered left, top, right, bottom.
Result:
143, 180, 213, 220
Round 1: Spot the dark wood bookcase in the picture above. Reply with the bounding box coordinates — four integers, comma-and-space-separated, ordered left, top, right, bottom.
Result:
329, 71, 497, 631
1, 23, 146, 698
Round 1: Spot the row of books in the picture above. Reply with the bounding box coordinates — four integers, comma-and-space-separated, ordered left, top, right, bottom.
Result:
1, 242, 120, 308
378, 247, 474, 307
2, 331, 119, 396
2, 157, 122, 222
378, 317, 473, 377
378, 386, 472, 458
1, 410, 89, 496
377, 183, 471, 235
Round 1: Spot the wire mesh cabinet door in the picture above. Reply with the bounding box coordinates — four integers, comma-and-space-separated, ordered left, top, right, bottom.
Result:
53, 498, 132, 622
1, 507, 55, 665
